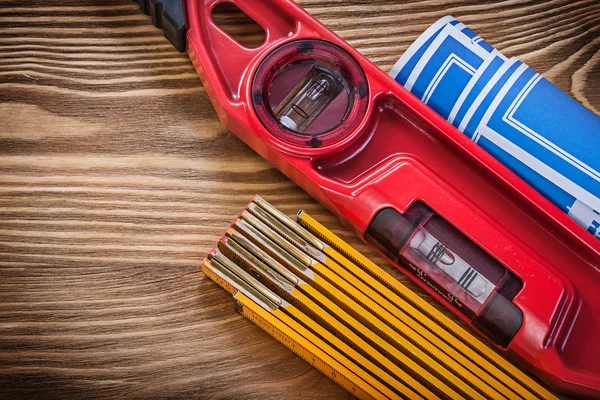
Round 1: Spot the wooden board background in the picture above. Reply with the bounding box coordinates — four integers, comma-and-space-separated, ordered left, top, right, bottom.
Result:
0, 0, 598, 398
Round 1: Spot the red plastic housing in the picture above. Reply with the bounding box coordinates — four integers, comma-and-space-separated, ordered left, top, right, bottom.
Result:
184, 0, 600, 396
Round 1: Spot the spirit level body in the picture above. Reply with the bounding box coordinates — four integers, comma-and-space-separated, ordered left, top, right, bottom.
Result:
182, 0, 600, 396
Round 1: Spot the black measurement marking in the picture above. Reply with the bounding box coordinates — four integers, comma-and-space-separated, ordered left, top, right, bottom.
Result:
464, 270, 478, 290
426, 242, 447, 265
291, 103, 310, 119
314, 80, 330, 97
458, 268, 477, 289
458, 268, 472, 287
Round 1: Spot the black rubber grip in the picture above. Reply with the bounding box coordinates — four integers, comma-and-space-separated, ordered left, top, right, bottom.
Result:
133, 0, 187, 52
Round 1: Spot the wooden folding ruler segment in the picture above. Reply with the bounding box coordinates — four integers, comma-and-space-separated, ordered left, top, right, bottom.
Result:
201, 196, 557, 400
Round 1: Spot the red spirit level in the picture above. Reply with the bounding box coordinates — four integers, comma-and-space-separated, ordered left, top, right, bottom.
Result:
136, 0, 600, 396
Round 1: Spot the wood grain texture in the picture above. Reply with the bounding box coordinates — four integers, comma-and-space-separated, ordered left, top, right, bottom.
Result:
0, 1, 598, 399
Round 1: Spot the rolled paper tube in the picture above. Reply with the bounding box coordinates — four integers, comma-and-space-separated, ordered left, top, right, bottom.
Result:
390, 16, 600, 239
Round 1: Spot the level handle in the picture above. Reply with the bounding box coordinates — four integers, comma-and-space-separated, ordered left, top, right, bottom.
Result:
185, 0, 298, 103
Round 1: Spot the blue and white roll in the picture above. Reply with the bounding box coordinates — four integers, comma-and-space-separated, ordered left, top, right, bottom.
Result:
390, 16, 600, 238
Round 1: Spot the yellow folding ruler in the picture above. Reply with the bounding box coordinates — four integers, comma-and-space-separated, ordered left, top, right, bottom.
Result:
201, 196, 557, 400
